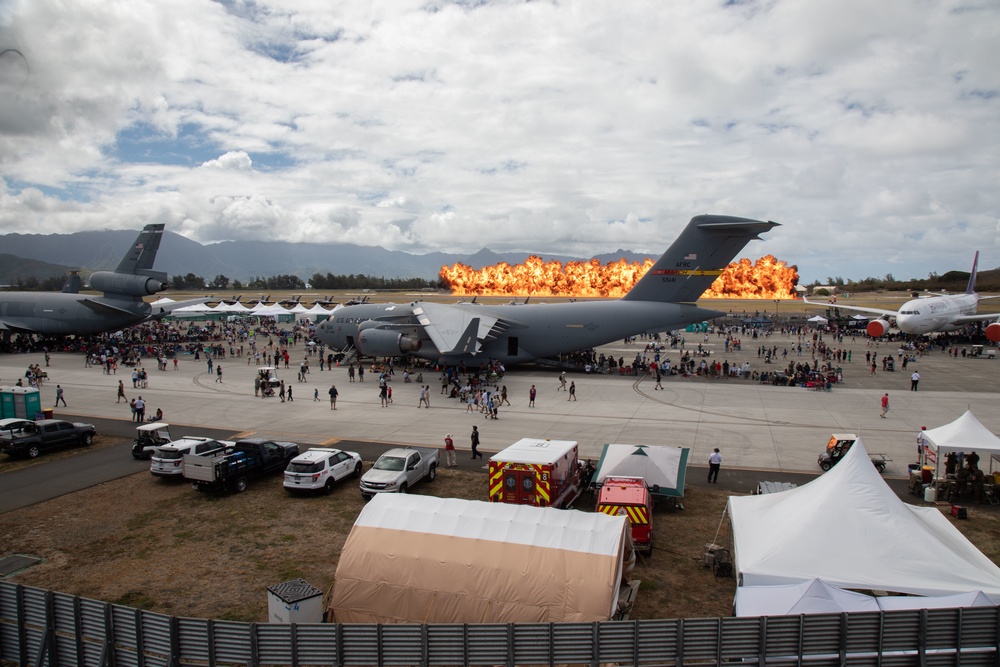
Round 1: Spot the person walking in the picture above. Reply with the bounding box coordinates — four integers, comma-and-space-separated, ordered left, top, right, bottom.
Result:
444, 433, 456, 467
418, 385, 429, 408
500, 385, 510, 406
708, 448, 722, 483
558, 371, 567, 391
313, 388, 319, 402
568, 381, 576, 401
215, 365, 223, 383
880, 392, 890, 418
653, 368, 663, 390
379, 382, 388, 407
329, 384, 338, 410
470, 425, 482, 459
910, 370, 920, 391
134, 396, 146, 423
348, 365, 356, 382
116, 380, 126, 403
528, 384, 536, 408
287, 386, 293, 402
54, 384, 67, 407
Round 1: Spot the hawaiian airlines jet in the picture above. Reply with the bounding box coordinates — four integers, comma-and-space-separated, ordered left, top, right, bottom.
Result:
804, 252, 1000, 340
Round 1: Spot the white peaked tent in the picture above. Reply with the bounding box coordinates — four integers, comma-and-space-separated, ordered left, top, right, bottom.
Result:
922, 410, 1000, 473
593, 444, 690, 498
735, 579, 881, 617
727, 438, 1000, 598
807, 315, 828, 324
736, 579, 997, 617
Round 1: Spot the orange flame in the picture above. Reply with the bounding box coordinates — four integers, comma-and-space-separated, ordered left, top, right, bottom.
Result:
440, 254, 798, 299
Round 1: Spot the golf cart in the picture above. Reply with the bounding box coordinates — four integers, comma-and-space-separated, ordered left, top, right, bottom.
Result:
132, 422, 173, 459
817, 433, 891, 473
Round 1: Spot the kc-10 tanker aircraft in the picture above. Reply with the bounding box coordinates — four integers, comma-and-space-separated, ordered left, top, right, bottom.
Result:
0, 224, 203, 336
316, 214, 779, 366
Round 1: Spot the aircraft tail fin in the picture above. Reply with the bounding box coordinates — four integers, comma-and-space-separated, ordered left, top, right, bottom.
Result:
966, 251, 979, 295
114, 224, 165, 275
622, 214, 779, 303
61, 272, 82, 294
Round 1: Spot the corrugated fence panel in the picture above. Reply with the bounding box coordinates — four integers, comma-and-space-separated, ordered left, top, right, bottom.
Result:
636, 618, 676, 665
213, 619, 255, 665
1, 582, 999, 667
466, 624, 509, 666
341, 624, 380, 666
293, 622, 340, 667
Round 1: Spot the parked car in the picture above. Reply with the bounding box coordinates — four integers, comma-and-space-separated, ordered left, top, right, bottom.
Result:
149, 437, 234, 478
360, 447, 438, 499
0, 419, 96, 459
284, 448, 363, 495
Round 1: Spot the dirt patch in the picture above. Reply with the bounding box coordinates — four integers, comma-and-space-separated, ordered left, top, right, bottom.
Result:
2, 442, 999, 622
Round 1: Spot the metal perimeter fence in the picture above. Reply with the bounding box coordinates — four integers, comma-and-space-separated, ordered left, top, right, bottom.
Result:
2, 581, 999, 667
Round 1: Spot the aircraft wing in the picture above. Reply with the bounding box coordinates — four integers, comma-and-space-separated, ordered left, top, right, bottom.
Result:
801, 297, 898, 318
0, 318, 36, 333
411, 301, 503, 356
79, 298, 143, 317
950, 313, 1000, 325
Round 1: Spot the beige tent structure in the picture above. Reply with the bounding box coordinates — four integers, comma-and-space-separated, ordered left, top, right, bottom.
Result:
328, 493, 632, 624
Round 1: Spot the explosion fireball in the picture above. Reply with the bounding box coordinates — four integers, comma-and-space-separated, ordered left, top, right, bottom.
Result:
440, 255, 798, 299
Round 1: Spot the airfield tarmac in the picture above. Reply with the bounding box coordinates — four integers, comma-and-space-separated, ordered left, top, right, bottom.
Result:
3, 327, 997, 479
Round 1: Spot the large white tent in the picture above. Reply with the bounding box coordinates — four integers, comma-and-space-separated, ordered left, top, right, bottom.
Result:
921, 410, 1000, 472
727, 438, 1000, 599
592, 444, 690, 498
735, 579, 996, 617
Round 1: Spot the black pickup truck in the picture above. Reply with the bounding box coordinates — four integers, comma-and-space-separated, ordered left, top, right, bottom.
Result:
0, 419, 96, 459
182, 438, 299, 493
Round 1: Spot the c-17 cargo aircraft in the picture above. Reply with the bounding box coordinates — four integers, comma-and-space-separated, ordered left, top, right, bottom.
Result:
316, 214, 779, 365
803, 252, 1000, 341
0, 223, 203, 336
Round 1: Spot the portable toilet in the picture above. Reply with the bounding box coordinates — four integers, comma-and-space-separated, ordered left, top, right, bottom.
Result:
9, 387, 41, 419
0, 388, 13, 418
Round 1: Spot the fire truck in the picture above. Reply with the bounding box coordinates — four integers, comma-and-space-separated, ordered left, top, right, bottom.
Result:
488, 438, 582, 508
597, 476, 654, 554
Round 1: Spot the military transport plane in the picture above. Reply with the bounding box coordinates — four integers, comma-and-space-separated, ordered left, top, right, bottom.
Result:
803, 252, 1000, 341
316, 214, 779, 365
0, 223, 200, 336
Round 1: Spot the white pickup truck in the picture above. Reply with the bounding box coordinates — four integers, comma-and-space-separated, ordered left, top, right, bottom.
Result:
360, 446, 438, 499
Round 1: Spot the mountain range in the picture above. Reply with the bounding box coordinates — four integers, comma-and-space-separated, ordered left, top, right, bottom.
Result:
0, 229, 649, 283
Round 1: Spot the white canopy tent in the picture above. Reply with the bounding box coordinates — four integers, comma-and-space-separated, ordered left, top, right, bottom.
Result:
735, 579, 996, 617
727, 438, 1000, 599
920, 410, 1000, 474
735, 579, 880, 617
807, 315, 828, 324
592, 444, 690, 498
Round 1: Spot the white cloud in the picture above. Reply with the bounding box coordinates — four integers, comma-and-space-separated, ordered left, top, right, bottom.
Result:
0, 0, 999, 282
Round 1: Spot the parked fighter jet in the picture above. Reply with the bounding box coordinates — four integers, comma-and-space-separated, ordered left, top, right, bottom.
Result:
315, 214, 779, 365
0, 224, 201, 336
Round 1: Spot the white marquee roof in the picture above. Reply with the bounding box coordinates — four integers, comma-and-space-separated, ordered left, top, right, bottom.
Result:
727, 437, 1000, 598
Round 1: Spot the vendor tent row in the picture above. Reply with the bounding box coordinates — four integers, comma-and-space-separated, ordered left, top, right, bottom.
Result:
729, 437, 1000, 616
150, 298, 338, 319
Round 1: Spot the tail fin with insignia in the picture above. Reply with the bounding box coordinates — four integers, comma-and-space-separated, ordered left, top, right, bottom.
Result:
622, 214, 779, 303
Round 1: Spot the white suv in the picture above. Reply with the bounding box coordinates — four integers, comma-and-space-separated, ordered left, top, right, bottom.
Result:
150, 437, 234, 478
283, 448, 363, 495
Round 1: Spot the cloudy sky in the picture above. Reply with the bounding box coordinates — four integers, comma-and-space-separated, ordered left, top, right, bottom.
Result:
1, 0, 998, 284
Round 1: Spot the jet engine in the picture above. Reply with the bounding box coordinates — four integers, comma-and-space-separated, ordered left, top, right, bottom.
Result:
358, 327, 422, 357
985, 322, 1000, 343
88, 271, 166, 297
866, 319, 891, 337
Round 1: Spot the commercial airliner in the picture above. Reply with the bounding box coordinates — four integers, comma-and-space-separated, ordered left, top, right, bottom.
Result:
0, 224, 205, 336
316, 214, 779, 365
803, 252, 1000, 341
